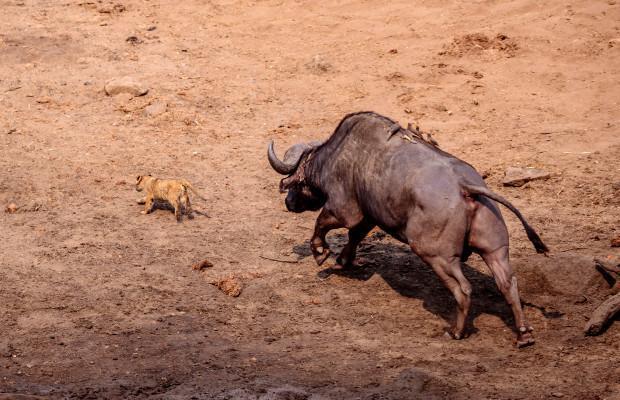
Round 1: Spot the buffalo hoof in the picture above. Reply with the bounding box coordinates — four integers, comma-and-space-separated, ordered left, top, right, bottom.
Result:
335, 256, 367, 269
313, 248, 331, 266
516, 327, 535, 348
444, 329, 465, 340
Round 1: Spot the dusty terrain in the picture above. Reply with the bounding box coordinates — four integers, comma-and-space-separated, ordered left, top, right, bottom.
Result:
1, 0, 619, 398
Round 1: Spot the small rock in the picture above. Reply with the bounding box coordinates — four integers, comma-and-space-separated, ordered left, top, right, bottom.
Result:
551, 392, 564, 398
191, 259, 214, 271
609, 38, 620, 48
612, 181, 620, 191
611, 236, 620, 247
305, 55, 332, 74
104, 76, 149, 97
388, 48, 398, 54
144, 100, 167, 117
5, 203, 17, 214
207, 275, 242, 297
503, 167, 550, 187
6, 128, 17, 134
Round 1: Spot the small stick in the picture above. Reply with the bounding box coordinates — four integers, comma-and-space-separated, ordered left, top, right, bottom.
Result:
259, 255, 299, 264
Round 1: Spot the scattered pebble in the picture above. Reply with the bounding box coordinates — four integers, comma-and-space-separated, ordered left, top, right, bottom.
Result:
503, 167, 550, 187
191, 259, 214, 271
551, 392, 564, 398
611, 237, 620, 248
104, 76, 149, 97
5, 203, 17, 214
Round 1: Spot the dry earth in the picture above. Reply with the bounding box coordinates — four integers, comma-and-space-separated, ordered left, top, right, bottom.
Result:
1, 0, 619, 399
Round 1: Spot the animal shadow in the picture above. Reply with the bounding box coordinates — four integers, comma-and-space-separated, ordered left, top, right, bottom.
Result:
137, 199, 209, 220
292, 231, 559, 336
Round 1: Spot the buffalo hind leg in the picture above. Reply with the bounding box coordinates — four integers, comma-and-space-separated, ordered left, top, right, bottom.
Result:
336, 220, 375, 268
480, 246, 534, 347
311, 209, 343, 266
420, 254, 472, 339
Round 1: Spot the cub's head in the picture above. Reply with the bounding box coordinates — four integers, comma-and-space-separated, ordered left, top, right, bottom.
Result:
135, 174, 152, 192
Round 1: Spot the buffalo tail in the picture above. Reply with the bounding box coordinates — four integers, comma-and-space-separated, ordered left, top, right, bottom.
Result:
462, 184, 549, 254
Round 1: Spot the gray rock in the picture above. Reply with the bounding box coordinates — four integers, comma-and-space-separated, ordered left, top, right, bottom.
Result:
144, 100, 167, 117
305, 55, 332, 74
502, 166, 550, 187
104, 76, 149, 96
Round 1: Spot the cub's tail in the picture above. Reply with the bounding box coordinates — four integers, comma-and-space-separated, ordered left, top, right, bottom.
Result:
180, 180, 207, 201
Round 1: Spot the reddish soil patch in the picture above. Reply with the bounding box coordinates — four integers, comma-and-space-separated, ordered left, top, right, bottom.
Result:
0, 1, 619, 399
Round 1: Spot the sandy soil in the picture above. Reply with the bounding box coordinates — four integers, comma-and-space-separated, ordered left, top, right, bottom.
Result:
1, 0, 619, 398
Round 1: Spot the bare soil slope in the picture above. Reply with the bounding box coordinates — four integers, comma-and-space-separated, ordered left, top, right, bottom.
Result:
1, 0, 619, 398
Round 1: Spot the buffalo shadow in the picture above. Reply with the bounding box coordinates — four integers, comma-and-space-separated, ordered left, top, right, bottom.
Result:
292, 231, 560, 336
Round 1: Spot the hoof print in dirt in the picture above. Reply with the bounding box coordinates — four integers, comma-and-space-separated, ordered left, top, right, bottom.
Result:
144, 100, 167, 117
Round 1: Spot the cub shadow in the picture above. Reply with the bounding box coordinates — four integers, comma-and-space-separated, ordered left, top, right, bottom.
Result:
136, 200, 209, 218
292, 231, 560, 336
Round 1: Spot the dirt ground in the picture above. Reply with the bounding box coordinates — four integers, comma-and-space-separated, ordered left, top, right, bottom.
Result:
1, 0, 619, 399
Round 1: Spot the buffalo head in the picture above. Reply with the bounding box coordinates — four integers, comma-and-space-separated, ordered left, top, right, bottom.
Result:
267, 140, 326, 213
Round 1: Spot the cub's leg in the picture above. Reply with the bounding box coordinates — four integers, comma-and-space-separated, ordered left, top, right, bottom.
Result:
141, 195, 154, 214
171, 196, 182, 222
183, 192, 194, 219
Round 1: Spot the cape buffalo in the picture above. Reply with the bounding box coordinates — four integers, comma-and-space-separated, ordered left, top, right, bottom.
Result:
267, 111, 548, 347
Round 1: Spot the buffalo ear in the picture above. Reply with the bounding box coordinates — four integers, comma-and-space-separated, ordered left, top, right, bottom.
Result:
279, 176, 297, 193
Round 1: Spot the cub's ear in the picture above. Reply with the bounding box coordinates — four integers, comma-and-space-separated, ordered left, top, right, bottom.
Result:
136, 175, 143, 184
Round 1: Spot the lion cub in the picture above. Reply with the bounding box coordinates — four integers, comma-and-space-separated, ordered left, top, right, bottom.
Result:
135, 175, 206, 221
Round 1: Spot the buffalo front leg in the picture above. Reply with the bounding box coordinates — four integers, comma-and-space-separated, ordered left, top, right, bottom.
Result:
336, 220, 375, 268
311, 209, 343, 266
481, 246, 534, 347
